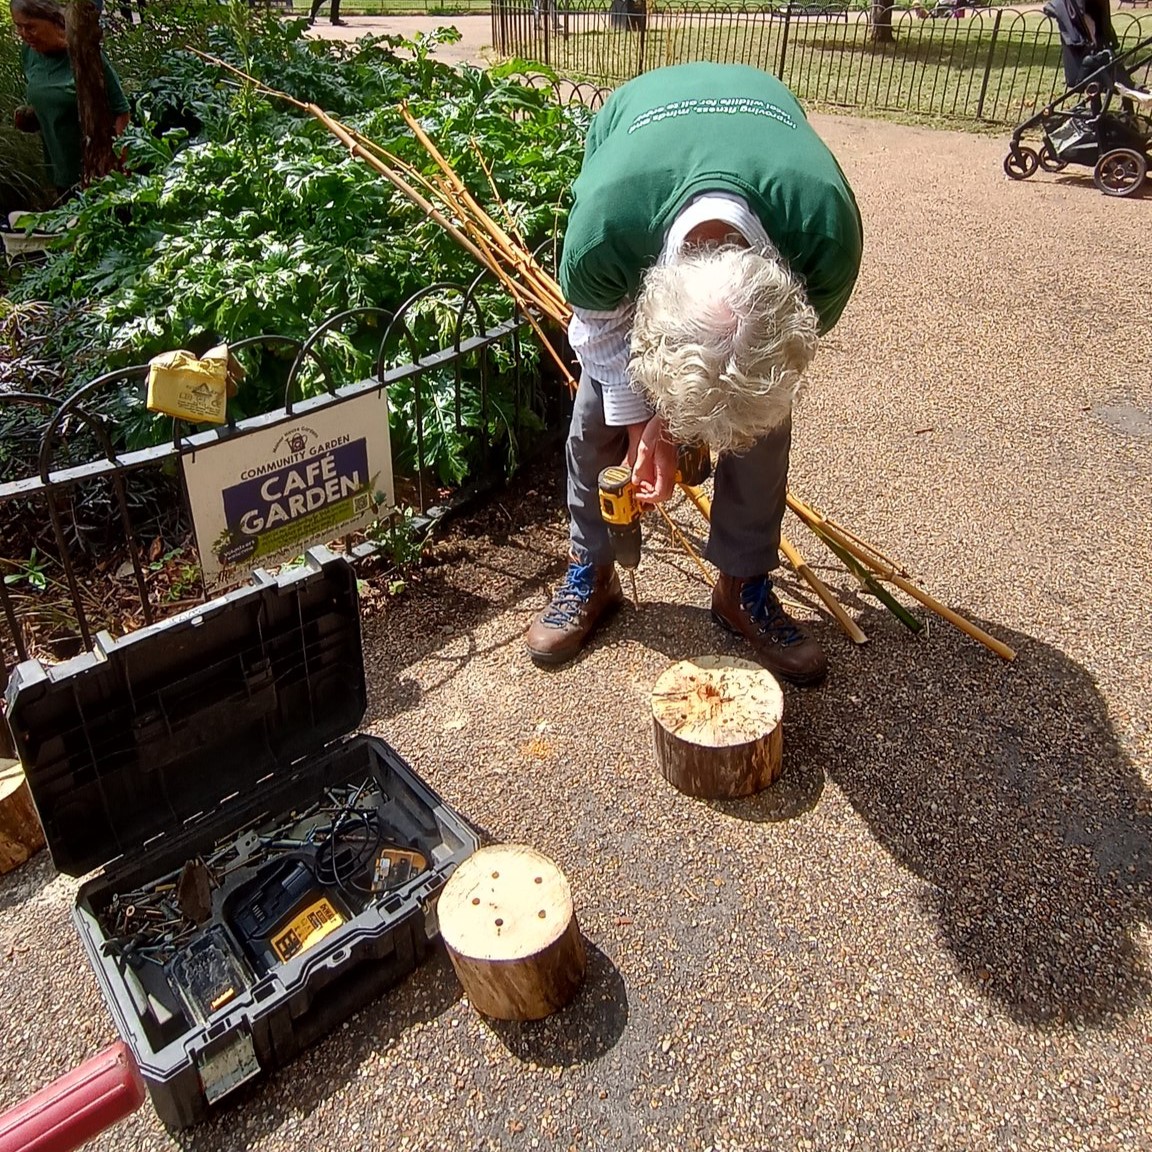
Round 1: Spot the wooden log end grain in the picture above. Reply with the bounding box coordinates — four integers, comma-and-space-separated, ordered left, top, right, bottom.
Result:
438, 844, 587, 1021
0, 759, 47, 875
651, 655, 784, 800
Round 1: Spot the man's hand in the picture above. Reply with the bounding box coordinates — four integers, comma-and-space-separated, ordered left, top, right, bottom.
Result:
13, 105, 39, 133
625, 414, 678, 506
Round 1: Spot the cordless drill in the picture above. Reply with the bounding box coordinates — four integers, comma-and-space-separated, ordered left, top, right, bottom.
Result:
597, 464, 641, 605
596, 443, 713, 605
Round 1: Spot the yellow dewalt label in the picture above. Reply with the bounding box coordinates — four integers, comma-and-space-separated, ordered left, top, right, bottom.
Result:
270, 898, 345, 963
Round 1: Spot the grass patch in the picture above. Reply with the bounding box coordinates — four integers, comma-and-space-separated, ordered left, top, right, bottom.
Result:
308, 0, 492, 12
521, 6, 1152, 126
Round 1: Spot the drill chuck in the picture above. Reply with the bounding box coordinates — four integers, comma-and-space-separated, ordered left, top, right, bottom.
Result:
597, 465, 642, 569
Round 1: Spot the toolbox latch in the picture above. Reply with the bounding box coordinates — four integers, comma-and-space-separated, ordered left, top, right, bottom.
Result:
422, 890, 441, 940
196, 1029, 261, 1106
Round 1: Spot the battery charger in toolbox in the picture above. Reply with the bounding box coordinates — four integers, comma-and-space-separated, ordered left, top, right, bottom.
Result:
3, 547, 480, 1129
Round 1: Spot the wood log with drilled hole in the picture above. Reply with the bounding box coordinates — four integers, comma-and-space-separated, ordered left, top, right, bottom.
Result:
651, 655, 784, 799
438, 844, 586, 1021
0, 758, 46, 874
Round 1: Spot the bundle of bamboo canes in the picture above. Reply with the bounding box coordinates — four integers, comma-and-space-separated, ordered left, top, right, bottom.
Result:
196, 53, 1015, 663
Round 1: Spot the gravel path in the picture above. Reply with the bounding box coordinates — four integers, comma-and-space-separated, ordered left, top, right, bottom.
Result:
3, 110, 1152, 1151
304, 12, 498, 65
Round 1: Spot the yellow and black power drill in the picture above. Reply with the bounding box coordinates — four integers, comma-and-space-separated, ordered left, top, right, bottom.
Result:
597, 443, 711, 606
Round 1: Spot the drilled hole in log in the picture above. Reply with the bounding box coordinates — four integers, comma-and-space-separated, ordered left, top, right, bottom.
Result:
439, 844, 587, 1021
651, 655, 784, 800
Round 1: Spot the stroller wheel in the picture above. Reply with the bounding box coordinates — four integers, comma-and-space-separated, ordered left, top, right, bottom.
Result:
1093, 148, 1147, 197
1038, 143, 1067, 172
1004, 146, 1039, 180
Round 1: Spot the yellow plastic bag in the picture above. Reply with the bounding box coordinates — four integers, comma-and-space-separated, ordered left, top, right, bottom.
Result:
146, 344, 244, 425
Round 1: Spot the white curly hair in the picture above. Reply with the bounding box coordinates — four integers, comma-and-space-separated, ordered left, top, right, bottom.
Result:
628, 242, 819, 454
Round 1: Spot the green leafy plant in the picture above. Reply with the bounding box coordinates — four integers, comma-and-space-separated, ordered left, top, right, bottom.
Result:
5, 15, 587, 488
366, 505, 431, 570
3, 547, 48, 591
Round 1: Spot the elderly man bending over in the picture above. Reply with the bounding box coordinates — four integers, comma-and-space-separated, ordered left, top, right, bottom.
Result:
525, 63, 864, 686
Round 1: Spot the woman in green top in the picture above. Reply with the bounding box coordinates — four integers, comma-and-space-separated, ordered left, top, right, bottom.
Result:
10, 0, 130, 198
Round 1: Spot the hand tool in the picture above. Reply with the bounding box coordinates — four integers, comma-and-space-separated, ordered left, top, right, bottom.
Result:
597, 444, 713, 606
0, 1042, 146, 1152
597, 464, 641, 606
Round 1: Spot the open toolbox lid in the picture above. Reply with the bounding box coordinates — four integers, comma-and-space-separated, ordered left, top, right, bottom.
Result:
3, 547, 366, 878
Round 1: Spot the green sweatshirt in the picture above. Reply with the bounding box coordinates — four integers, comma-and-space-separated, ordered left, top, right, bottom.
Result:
559, 63, 863, 333
21, 45, 130, 192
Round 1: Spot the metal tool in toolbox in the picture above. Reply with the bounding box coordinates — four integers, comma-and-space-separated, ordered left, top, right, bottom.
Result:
4, 547, 479, 1130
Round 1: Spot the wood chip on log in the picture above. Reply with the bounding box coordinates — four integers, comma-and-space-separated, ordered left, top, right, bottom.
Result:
651, 655, 784, 799
438, 844, 586, 1021
0, 758, 47, 875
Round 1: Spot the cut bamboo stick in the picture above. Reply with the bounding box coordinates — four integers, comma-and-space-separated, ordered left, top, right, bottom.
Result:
788, 501, 1016, 662
778, 535, 868, 646
786, 493, 909, 576
654, 501, 715, 587
678, 483, 866, 645
191, 52, 576, 388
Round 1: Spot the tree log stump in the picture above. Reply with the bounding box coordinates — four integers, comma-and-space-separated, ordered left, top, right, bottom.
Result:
651, 655, 784, 799
438, 844, 587, 1021
0, 759, 46, 874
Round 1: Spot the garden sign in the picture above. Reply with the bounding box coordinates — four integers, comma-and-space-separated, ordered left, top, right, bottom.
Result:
182, 390, 394, 594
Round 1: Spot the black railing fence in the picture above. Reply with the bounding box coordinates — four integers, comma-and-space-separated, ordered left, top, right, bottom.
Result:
0, 283, 567, 676
493, 1, 1152, 124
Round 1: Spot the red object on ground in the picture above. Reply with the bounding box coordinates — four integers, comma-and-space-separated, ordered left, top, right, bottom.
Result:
0, 1041, 146, 1152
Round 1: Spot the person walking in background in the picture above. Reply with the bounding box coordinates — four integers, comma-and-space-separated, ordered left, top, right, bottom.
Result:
1043, 0, 1127, 88
308, 0, 346, 28
10, 0, 130, 199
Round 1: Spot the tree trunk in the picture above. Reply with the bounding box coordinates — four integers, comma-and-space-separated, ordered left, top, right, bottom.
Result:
0, 759, 47, 874
65, 0, 116, 186
651, 655, 784, 799
438, 844, 587, 1021
869, 1, 895, 44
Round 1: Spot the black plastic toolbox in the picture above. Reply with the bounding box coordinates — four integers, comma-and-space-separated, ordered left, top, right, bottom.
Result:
3, 547, 479, 1129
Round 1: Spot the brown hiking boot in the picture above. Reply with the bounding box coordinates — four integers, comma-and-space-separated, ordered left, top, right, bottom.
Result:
525, 559, 624, 666
711, 573, 828, 687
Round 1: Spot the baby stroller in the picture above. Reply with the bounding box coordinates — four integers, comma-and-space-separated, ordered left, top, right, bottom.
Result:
1004, 33, 1152, 197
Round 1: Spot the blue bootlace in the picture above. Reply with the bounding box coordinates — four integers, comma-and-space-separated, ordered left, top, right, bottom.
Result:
542, 562, 597, 627
740, 577, 805, 647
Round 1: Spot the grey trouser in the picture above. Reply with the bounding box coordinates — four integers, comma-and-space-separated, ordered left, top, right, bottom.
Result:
566, 374, 792, 578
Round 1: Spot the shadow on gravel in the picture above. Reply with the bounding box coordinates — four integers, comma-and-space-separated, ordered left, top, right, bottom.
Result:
483, 941, 628, 1066
360, 458, 571, 722
708, 755, 825, 823
176, 948, 464, 1152
0, 847, 57, 914
792, 608, 1152, 1028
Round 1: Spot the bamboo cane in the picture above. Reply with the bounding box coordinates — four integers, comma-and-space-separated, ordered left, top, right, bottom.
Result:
191, 53, 576, 387
785, 492, 909, 576
778, 535, 869, 646
469, 140, 531, 257
799, 516, 923, 635
788, 502, 1016, 662
679, 484, 867, 646
653, 502, 715, 588
401, 106, 567, 319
